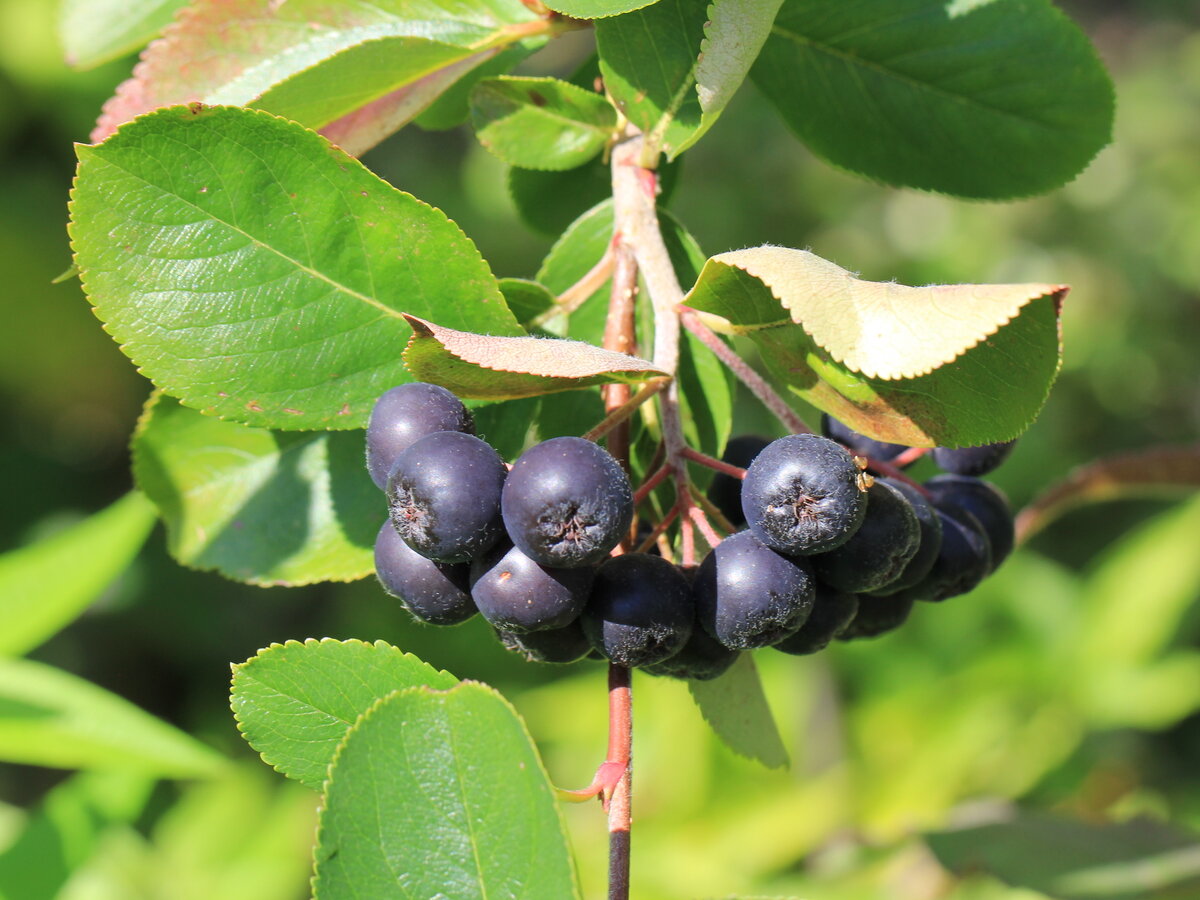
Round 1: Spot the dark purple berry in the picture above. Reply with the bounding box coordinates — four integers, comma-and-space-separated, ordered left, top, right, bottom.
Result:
742, 434, 867, 555
822, 414, 909, 463
924, 475, 1014, 571
773, 583, 859, 655
811, 480, 920, 593
694, 530, 815, 650
470, 542, 593, 633
496, 620, 592, 664
931, 440, 1016, 477
707, 435, 770, 527
366, 383, 474, 490
581, 553, 692, 667
869, 478, 943, 595
899, 505, 991, 602
643, 626, 739, 681
374, 520, 475, 625
837, 593, 915, 640
502, 437, 633, 568
386, 431, 506, 563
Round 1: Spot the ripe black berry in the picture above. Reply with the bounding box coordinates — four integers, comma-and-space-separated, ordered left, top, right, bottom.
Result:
741, 434, 867, 555
864, 478, 942, 595
502, 437, 633, 569
838, 593, 915, 640
386, 431, 506, 563
822, 414, 909, 463
581, 554, 692, 667
707, 435, 770, 527
374, 520, 475, 625
811, 480, 920, 593
924, 475, 1014, 571
470, 542, 593, 633
693, 530, 815, 650
931, 440, 1016, 477
366, 383, 474, 490
643, 626, 739, 681
773, 583, 859, 655
898, 505, 991, 602
496, 620, 592, 664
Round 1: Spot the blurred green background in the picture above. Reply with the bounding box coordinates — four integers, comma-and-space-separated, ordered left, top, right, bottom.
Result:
0, 1, 1198, 898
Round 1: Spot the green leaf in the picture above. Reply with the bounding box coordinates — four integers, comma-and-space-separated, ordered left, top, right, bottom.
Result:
498, 277, 558, 326
1016, 445, 1200, 544
687, 654, 788, 769
927, 809, 1200, 900
402, 314, 667, 400
60, 0, 187, 70
0, 657, 223, 775
596, 0, 708, 160
416, 46, 533, 131
471, 76, 616, 170
0, 492, 156, 657
752, 0, 1115, 198
93, 0, 542, 155
70, 105, 521, 432
472, 397, 540, 459
231, 639, 457, 791
132, 394, 378, 587
685, 247, 1066, 446
544, 0, 661, 16
673, 0, 783, 156
313, 683, 579, 899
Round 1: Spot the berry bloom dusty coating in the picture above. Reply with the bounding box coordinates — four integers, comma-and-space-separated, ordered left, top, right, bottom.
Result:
386, 431, 507, 563
581, 554, 693, 668
496, 620, 593, 664
469, 542, 593, 633
374, 520, 475, 625
773, 583, 859, 655
366, 382, 474, 490
694, 530, 815, 650
812, 480, 920, 593
742, 434, 867, 555
502, 436, 633, 569
644, 625, 739, 681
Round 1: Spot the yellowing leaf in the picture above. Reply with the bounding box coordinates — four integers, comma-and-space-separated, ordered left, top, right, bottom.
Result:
688, 246, 1067, 380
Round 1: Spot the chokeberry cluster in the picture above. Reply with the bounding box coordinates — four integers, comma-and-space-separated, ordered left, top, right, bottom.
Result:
367, 383, 1016, 678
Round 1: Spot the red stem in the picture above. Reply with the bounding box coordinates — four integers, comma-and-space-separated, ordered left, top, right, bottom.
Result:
680, 446, 746, 480
892, 446, 929, 468
679, 309, 812, 435
634, 507, 679, 554
606, 665, 632, 900
687, 504, 724, 550
633, 463, 672, 506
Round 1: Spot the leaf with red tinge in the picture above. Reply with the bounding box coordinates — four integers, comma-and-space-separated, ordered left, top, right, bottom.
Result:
92, 0, 540, 156
1017, 445, 1200, 544
403, 315, 668, 400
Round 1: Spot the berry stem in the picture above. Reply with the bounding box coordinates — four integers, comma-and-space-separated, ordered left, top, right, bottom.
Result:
687, 503, 724, 550
690, 484, 737, 536
864, 456, 930, 496
680, 446, 746, 480
634, 506, 679, 554
679, 309, 812, 436
606, 664, 633, 900
633, 462, 672, 506
584, 378, 669, 445
892, 446, 930, 468
530, 246, 616, 328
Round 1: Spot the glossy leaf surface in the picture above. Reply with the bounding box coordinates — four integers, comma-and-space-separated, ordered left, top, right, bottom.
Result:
60, 0, 187, 70
752, 0, 1114, 198
71, 105, 520, 431
313, 683, 579, 899
231, 639, 457, 790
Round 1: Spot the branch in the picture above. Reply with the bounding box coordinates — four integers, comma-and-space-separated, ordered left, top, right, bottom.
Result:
583, 378, 669, 444
679, 309, 811, 435
529, 247, 615, 328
